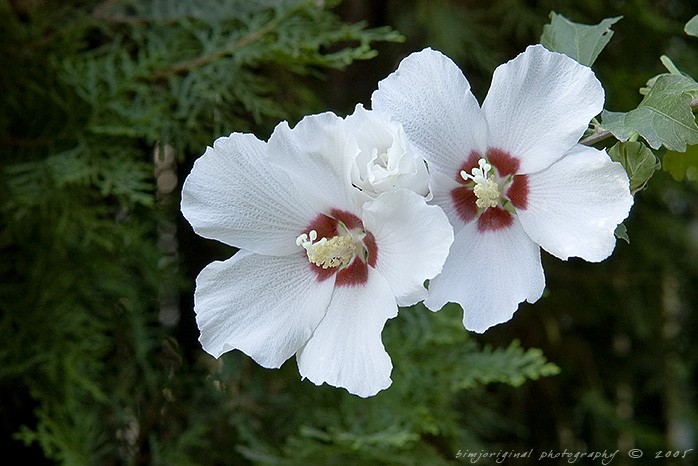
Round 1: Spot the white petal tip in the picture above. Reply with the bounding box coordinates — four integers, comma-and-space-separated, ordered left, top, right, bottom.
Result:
301, 375, 391, 398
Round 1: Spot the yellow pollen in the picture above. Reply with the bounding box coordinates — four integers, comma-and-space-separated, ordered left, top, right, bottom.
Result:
297, 231, 357, 269
473, 174, 501, 209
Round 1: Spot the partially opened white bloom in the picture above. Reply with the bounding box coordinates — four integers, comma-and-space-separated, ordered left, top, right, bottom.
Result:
372, 45, 633, 332
345, 104, 429, 198
181, 111, 453, 397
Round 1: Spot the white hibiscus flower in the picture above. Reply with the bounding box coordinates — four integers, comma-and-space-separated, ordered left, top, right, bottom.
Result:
372, 45, 633, 333
180, 111, 453, 397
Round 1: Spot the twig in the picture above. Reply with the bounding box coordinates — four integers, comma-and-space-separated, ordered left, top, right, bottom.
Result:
150, 18, 280, 80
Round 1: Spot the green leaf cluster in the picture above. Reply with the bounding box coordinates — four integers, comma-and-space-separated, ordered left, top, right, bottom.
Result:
602, 73, 698, 152
541, 12, 698, 193
663, 144, 698, 181
607, 141, 660, 195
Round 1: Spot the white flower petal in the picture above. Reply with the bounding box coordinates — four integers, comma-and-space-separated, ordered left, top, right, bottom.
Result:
517, 144, 633, 262
362, 190, 453, 306
181, 133, 317, 255
482, 45, 604, 174
371, 48, 488, 176
195, 250, 335, 367
425, 218, 545, 333
297, 268, 397, 398
267, 112, 365, 214
428, 170, 472, 233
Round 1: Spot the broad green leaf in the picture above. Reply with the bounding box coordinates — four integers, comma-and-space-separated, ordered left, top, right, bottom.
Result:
540, 12, 621, 66
640, 56, 688, 95
686, 15, 698, 37
602, 73, 698, 151
663, 144, 698, 181
607, 141, 660, 194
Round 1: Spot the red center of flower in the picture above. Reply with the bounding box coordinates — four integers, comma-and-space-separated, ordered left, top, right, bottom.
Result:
301, 209, 377, 286
451, 148, 529, 232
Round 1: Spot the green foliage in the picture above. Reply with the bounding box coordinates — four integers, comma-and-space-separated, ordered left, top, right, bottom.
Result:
454, 340, 560, 389
541, 12, 698, 184
663, 144, 698, 181
602, 73, 698, 151
607, 141, 661, 194
599, 54, 698, 182
540, 12, 621, 66
613, 223, 630, 243
50, 0, 402, 152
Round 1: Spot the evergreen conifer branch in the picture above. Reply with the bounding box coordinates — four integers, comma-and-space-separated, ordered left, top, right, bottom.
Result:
150, 15, 282, 80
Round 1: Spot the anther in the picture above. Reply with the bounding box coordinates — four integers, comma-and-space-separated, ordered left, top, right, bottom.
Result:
296, 230, 357, 269
473, 175, 501, 209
